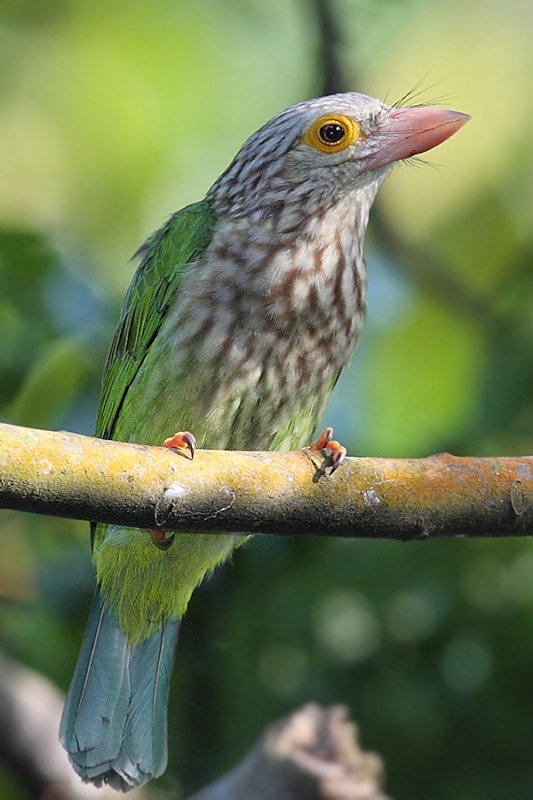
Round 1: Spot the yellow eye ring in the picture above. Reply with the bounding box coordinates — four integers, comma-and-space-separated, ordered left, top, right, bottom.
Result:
302, 114, 361, 153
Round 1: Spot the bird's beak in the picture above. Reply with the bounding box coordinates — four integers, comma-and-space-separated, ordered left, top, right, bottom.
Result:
365, 106, 470, 170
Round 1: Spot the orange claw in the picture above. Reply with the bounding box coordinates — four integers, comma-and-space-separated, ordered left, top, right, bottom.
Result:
162, 430, 196, 460
309, 426, 347, 475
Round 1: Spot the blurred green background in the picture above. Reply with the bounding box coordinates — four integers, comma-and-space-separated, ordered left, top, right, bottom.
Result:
0, 0, 532, 798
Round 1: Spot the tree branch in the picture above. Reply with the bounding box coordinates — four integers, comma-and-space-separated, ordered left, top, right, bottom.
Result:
0, 655, 129, 800
188, 703, 389, 800
0, 654, 388, 800
310, 0, 349, 95
0, 423, 531, 539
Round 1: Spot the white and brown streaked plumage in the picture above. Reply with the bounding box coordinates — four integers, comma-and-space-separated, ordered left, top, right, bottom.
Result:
61, 92, 469, 791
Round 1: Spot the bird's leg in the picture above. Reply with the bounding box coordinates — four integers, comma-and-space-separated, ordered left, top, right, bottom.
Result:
308, 426, 347, 475
150, 430, 196, 549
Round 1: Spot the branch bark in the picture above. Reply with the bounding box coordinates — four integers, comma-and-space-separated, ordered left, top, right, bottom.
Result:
0, 422, 531, 539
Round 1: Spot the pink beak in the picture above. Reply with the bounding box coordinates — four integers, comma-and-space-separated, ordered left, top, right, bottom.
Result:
366, 106, 470, 170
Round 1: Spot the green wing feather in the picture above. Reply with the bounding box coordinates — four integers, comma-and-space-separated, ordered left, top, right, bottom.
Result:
96, 199, 217, 441
62, 202, 218, 790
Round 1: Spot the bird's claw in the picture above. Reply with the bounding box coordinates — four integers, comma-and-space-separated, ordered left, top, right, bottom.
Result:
162, 430, 196, 460
308, 426, 347, 475
149, 528, 175, 550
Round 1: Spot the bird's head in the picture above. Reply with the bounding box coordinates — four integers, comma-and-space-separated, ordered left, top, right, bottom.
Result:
209, 92, 469, 230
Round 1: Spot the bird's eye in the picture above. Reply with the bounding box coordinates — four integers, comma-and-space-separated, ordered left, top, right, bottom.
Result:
319, 123, 346, 144
302, 114, 361, 154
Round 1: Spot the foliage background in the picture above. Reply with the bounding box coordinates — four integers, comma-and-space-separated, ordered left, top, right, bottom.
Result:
0, 0, 532, 798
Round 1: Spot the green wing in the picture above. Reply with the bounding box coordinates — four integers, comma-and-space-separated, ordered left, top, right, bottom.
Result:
96, 199, 217, 441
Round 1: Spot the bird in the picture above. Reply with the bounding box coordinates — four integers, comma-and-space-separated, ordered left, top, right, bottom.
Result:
60, 91, 469, 791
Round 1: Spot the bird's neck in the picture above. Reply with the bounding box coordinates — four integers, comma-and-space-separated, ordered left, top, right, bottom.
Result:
207, 188, 374, 335
170, 187, 377, 383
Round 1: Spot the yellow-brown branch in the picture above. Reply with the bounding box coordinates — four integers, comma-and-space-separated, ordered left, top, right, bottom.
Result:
0, 422, 531, 539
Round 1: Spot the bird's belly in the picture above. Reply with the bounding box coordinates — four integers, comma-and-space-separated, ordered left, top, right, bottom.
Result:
115, 287, 365, 454
97, 259, 365, 640
128, 326, 358, 459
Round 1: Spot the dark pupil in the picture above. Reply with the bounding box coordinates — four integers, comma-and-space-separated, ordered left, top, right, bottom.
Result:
319, 123, 345, 144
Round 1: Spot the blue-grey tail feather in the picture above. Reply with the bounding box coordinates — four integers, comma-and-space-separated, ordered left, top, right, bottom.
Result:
60, 588, 179, 792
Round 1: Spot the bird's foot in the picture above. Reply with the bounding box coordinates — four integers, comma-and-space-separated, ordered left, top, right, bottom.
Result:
162, 430, 196, 460
308, 427, 347, 475
149, 430, 196, 549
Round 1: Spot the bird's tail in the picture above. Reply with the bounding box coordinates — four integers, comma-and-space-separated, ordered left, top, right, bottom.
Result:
59, 587, 179, 792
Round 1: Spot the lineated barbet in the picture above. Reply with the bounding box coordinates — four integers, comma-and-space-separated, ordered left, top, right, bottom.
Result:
60, 92, 469, 790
